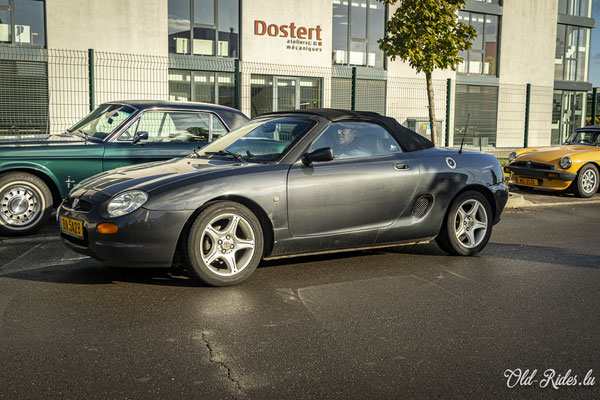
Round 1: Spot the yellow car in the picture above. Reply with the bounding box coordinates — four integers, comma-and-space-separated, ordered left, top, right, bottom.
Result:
505, 127, 600, 198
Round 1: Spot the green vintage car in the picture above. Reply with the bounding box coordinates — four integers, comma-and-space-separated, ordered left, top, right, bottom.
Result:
0, 101, 249, 236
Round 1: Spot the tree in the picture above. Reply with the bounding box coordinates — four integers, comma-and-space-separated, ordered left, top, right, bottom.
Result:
379, 0, 476, 147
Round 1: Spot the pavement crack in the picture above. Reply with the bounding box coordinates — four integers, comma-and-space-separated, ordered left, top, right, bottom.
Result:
199, 330, 244, 397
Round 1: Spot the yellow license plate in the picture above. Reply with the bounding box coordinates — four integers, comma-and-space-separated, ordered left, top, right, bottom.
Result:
60, 216, 84, 239
517, 177, 539, 186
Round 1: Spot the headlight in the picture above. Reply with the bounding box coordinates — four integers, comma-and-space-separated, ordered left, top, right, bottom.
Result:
107, 190, 148, 217
559, 156, 572, 169
508, 152, 517, 162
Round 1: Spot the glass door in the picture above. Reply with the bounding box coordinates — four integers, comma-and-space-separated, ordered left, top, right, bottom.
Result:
274, 77, 298, 112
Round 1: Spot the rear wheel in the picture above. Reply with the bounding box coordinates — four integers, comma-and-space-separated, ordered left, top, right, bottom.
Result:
436, 191, 493, 256
185, 201, 264, 286
572, 163, 599, 198
0, 172, 53, 236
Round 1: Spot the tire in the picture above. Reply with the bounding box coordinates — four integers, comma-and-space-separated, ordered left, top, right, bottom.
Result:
436, 190, 493, 256
572, 164, 599, 198
185, 201, 264, 286
0, 172, 53, 236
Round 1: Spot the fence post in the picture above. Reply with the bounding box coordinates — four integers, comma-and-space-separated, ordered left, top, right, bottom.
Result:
445, 78, 451, 147
524, 83, 531, 148
592, 87, 598, 126
351, 66, 357, 111
234, 59, 241, 111
88, 49, 95, 112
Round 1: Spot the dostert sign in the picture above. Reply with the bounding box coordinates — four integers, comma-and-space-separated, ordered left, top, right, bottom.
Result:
254, 20, 322, 40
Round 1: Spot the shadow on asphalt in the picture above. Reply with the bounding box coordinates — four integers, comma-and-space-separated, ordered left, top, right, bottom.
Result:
3, 239, 597, 288
1, 259, 204, 287
383, 241, 600, 269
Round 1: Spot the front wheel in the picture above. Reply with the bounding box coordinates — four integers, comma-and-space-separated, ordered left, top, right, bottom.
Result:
572, 163, 599, 198
436, 191, 493, 256
0, 172, 53, 236
185, 201, 264, 286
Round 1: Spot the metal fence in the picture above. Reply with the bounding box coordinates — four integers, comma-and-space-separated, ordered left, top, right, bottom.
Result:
0, 44, 555, 151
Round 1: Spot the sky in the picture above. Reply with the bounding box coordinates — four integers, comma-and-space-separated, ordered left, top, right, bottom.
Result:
589, 0, 600, 87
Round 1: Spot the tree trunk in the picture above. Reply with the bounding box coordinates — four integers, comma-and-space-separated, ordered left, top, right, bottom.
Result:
425, 71, 437, 147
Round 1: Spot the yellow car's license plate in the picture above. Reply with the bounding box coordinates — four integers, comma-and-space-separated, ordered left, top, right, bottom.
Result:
60, 216, 84, 239
517, 177, 539, 186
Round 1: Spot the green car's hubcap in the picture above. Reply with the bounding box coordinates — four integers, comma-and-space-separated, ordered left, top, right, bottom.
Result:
200, 213, 256, 277
454, 199, 488, 249
582, 170, 597, 194
0, 185, 41, 226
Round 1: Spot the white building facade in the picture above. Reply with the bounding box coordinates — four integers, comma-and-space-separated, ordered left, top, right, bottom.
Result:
0, 0, 596, 151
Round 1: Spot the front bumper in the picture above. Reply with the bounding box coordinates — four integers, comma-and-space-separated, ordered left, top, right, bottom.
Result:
491, 182, 508, 225
505, 164, 577, 190
58, 205, 193, 268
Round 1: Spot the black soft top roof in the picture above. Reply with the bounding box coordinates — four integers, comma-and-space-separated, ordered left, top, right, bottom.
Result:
262, 109, 434, 152
106, 100, 249, 130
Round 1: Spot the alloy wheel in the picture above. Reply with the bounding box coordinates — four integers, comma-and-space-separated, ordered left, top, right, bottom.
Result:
453, 199, 488, 249
200, 213, 256, 277
581, 169, 597, 194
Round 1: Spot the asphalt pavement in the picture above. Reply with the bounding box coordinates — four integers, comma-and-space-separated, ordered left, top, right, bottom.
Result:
0, 199, 598, 399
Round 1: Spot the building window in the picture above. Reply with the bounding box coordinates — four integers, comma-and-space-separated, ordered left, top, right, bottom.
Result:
168, 69, 235, 108
0, 59, 49, 135
555, 24, 590, 82
558, 0, 592, 18
453, 84, 498, 148
332, 0, 385, 69
472, 0, 501, 4
586, 90, 599, 126
250, 75, 322, 118
552, 90, 586, 144
0, 0, 45, 47
168, 0, 239, 58
457, 12, 499, 76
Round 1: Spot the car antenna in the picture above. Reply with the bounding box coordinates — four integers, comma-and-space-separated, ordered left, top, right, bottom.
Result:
458, 113, 470, 154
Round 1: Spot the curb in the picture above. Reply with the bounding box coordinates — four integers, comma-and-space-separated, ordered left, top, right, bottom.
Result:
505, 193, 527, 208
505, 193, 600, 209
0, 233, 61, 245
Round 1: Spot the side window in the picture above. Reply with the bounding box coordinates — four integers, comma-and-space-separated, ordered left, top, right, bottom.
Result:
211, 115, 228, 141
93, 110, 130, 139
118, 111, 213, 142
310, 121, 403, 160
118, 112, 164, 141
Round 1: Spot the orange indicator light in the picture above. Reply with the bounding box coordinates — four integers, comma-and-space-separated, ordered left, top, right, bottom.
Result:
96, 223, 118, 234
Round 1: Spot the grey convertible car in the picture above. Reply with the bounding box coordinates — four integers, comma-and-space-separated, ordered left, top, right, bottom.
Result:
58, 109, 508, 286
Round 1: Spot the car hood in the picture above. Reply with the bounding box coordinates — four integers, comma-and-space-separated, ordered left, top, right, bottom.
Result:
516, 145, 598, 164
0, 137, 93, 155
73, 157, 254, 197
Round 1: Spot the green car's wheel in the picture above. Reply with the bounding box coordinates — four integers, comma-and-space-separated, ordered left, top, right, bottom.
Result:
436, 191, 493, 256
0, 172, 53, 236
185, 201, 264, 286
572, 163, 599, 198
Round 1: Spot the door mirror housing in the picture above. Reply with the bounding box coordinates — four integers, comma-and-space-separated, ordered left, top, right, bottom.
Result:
301, 147, 334, 166
132, 131, 149, 144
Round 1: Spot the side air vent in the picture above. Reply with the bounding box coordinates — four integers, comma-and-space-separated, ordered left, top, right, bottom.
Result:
411, 195, 432, 220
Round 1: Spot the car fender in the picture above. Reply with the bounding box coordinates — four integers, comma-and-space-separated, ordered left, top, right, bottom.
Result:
0, 162, 64, 198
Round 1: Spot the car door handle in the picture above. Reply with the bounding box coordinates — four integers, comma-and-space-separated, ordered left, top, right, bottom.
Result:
394, 163, 410, 170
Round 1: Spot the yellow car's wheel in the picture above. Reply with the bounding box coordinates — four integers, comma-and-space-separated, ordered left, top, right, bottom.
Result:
573, 164, 599, 198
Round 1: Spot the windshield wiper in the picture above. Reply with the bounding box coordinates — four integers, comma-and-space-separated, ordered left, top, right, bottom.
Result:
205, 150, 246, 162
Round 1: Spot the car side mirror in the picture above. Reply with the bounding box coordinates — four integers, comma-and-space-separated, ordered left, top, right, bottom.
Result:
132, 131, 149, 144
301, 147, 334, 166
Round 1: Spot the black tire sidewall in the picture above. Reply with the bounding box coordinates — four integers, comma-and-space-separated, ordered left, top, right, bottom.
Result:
575, 164, 599, 198
442, 191, 493, 256
186, 201, 264, 286
0, 172, 53, 236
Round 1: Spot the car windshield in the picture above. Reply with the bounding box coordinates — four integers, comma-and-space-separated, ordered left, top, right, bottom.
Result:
564, 130, 600, 146
67, 104, 136, 140
191, 116, 316, 162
